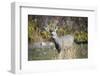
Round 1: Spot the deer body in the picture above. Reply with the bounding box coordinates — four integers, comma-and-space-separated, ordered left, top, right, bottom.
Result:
51, 31, 74, 53
44, 20, 74, 56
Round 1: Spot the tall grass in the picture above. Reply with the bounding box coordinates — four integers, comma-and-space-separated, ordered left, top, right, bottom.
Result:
28, 43, 88, 60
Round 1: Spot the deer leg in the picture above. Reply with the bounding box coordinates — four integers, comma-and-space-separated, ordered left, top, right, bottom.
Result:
58, 52, 61, 59
58, 51, 63, 59
63, 48, 66, 59
63, 48, 68, 59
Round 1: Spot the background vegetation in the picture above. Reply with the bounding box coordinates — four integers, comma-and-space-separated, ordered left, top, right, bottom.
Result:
28, 15, 88, 43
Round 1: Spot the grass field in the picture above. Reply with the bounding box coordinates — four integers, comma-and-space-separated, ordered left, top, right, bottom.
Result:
28, 43, 88, 60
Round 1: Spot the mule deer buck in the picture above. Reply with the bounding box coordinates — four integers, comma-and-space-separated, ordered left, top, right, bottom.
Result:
44, 21, 74, 59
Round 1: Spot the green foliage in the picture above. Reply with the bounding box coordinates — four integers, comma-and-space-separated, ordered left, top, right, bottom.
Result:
74, 31, 88, 42
40, 31, 51, 41
28, 15, 88, 43
28, 19, 42, 43
28, 18, 51, 43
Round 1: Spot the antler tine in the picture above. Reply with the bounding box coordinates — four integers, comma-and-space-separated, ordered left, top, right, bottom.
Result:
44, 25, 50, 32
52, 20, 58, 32
55, 26, 58, 32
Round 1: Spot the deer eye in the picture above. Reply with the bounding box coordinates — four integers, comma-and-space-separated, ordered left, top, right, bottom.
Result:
49, 30, 52, 32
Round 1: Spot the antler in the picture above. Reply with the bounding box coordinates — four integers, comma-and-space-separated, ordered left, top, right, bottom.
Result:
44, 20, 58, 32
54, 25, 58, 32
44, 25, 50, 32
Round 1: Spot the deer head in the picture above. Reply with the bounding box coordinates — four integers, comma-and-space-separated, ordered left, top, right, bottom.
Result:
44, 21, 58, 39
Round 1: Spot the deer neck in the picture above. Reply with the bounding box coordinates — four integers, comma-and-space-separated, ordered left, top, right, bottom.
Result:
52, 32, 57, 38
52, 34, 59, 42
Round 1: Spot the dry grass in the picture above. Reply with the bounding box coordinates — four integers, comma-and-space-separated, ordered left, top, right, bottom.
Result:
28, 43, 88, 60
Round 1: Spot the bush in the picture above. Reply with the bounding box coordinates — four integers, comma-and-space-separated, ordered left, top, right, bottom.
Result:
74, 31, 88, 42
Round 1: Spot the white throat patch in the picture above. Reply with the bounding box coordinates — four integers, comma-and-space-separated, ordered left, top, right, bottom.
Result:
52, 32, 57, 39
